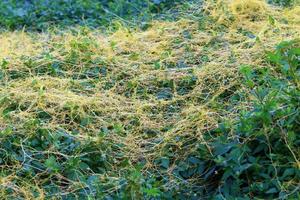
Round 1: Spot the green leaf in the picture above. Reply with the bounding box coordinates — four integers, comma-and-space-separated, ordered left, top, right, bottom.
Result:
1, 59, 9, 69
0, 127, 13, 136
282, 168, 295, 179
266, 187, 278, 194
143, 188, 161, 197
188, 156, 201, 164
79, 162, 90, 170
213, 142, 235, 156
160, 157, 170, 169
80, 117, 91, 127
289, 47, 300, 55
268, 15, 275, 26
240, 65, 253, 78
287, 131, 296, 144
267, 52, 281, 64
222, 168, 233, 180
113, 123, 123, 134
45, 156, 60, 171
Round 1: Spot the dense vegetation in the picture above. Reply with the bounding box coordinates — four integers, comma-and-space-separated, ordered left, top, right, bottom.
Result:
0, 0, 299, 199
0, 0, 180, 30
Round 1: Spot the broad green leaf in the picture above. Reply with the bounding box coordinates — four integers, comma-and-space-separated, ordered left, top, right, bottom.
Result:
45, 156, 60, 171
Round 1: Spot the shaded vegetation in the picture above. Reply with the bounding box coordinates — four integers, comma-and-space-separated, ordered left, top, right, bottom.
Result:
0, 0, 182, 30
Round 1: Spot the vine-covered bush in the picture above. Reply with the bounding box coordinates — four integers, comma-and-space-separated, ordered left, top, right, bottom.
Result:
210, 40, 300, 198
145, 40, 300, 199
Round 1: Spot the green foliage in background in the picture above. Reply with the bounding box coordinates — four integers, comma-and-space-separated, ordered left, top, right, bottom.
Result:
268, 0, 298, 6
0, 0, 179, 30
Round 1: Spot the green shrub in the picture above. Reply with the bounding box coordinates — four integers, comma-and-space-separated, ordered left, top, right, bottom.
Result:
209, 40, 300, 198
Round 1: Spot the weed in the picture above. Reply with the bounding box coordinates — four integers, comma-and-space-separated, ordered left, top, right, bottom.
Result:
0, 0, 299, 199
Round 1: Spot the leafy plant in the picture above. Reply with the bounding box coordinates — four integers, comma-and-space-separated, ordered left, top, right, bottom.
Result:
210, 40, 300, 198
0, 0, 181, 30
